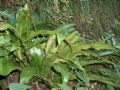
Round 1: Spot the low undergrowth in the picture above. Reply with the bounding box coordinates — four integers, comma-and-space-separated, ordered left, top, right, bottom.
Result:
0, 5, 120, 90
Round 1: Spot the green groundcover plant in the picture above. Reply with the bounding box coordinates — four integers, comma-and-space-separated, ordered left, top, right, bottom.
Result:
0, 5, 120, 90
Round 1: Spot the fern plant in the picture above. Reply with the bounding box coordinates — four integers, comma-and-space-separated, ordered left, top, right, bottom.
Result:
0, 4, 120, 90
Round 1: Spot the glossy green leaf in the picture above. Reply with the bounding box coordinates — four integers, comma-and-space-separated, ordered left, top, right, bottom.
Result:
92, 42, 113, 50
65, 31, 80, 44
0, 57, 18, 76
16, 4, 31, 38
76, 71, 89, 86
9, 83, 31, 90
79, 60, 114, 66
89, 74, 120, 88
20, 48, 43, 83
0, 35, 11, 45
30, 47, 41, 56
53, 64, 70, 83
0, 49, 9, 56
99, 51, 113, 56
45, 34, 57, 54
56, 24, 75, 44
20, 68, 34, 83
114, 45, 120, 49
58, 83, 72, 90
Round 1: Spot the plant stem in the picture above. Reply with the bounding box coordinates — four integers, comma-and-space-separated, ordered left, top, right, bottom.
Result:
19, 39, 31, 66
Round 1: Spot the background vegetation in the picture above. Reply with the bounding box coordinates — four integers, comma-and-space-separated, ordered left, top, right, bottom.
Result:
0, 0, 120, 90
1, 0, 120, 39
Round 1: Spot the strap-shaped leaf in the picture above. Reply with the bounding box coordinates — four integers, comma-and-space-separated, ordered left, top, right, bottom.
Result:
45, 34, 57, 54
0, 57, 18, 76
16, 4, 31, 38
9, 83, 31, 90
53, 63, 70, 84
55, 24, 75, 44
65, 31, 80, 44
91, 42, 113, 50
88, 73, 120, 88
80, 60, 114, 66
23, 30, 55, 42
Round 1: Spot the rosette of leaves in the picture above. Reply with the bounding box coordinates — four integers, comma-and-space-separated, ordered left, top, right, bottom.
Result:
0, 4, 120, 90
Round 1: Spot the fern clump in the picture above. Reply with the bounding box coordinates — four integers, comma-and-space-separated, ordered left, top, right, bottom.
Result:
0, 4, 120, 90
